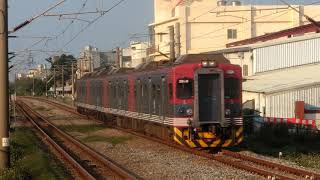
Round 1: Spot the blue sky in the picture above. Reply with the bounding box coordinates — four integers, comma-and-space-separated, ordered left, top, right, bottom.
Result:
8, 0, 320, 74
9, 0, 154, 73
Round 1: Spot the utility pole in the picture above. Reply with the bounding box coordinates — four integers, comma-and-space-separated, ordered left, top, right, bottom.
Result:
62, 65, 64, 98
0, 0, 9, 169
32, 72, 35, 96
175, 23, 181, 58
45, 69, 48, 97
71, 62, 74, 101
169, 26, 175, 62
14, 74, 16, 122
116, 47, 120, 68
54, 68, 56, 98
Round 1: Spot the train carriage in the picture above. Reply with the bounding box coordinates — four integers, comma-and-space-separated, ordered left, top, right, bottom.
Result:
76, 54, 243, 148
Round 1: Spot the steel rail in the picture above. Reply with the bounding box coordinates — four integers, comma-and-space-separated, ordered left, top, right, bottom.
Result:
16, 102, 95, 180
222, 149, 320, 179
24, 97, 320, 179
17, 100, 140, 180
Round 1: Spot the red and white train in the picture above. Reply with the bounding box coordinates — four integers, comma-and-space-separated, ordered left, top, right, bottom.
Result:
75, 54, 243, 148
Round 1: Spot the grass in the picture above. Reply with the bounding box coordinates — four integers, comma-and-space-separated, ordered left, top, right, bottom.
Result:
59, 124, 108, 133
82, 135, 132, 146
0, 127, 71, 180
34, 106, 51, 111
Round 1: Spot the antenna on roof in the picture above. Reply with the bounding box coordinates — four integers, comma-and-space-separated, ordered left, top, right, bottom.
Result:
280, 0, 320, 29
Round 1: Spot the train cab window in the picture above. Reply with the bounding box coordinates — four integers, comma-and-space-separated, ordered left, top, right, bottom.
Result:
176, 78, 193, 99
224, 77, 240, 99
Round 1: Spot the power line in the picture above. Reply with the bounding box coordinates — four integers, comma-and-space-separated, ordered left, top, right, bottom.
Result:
10, 0, 67, 33
61, 0, 126, 50
53, 0, 89, 40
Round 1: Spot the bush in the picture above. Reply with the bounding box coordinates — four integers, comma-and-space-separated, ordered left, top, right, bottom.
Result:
256, 123, 291, 148
0, 140, 32, 180
0, 166, 32, 180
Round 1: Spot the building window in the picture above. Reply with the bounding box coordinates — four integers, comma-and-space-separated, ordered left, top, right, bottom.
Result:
227, 29, 237, 39
243, 65, 248, 76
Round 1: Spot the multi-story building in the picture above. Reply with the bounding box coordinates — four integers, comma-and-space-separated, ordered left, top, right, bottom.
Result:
77, 45, 111, 78
149, 0, 320, 61
130, 41, 148, 68
26, 64, 48, 80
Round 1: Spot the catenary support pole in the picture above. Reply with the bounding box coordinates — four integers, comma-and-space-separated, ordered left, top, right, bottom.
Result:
54, 68, 56, 97
32, 72, 35, 96
62, 65, 64, 98
45, 69, 48, 97
71, 62, 74, 101
169, 26, 175, 62
0, 0, 10, 169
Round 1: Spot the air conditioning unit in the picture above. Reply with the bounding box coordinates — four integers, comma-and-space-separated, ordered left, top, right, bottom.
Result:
217, 0, 227, 6
231, 0, 241, 6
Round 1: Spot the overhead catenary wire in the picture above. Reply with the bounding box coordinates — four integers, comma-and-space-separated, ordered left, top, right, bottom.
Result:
61, 0, 126, 50
53, 0, 89, 40
10, 0, 67, 33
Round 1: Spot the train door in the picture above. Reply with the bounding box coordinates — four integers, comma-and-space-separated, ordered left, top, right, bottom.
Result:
194, 69, 225, 126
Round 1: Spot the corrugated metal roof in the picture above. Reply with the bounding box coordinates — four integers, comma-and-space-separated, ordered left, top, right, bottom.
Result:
204, 32, 320, 55
243, 63, 320, 94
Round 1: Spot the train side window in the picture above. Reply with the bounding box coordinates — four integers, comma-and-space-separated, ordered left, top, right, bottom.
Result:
169, 83, 173, 99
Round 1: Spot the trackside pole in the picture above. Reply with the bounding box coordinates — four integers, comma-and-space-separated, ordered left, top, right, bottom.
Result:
0, 0, 10, 169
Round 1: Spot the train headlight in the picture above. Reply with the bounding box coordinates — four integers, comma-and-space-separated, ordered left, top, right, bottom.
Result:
202, 61, 208, 67
186, 108, 193, 116
226, 70, 235, 75
208, 61, 216, 67
225, 109, 231, 116
202, 60, 216, 68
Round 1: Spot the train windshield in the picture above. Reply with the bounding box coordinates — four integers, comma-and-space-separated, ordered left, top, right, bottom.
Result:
176, 78, 193, 99
224, 77, 240, 99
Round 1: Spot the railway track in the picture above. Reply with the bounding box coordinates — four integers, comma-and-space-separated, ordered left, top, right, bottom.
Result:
22, 97, 320, 180
16, 99, 140, 180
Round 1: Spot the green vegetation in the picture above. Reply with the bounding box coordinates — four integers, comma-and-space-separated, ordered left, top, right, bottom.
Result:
59, 124, 107, 133
34, 106, 51, 111
12, 78, 46, 96
45, 54, 77, 90
52, 96, 74, 107
0, 127, 71, 180
240, 123, 320, 169
9, 54, 77, 97
82, 135, 132, 146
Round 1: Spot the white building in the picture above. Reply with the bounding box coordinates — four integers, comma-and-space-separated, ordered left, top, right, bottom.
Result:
130, 42, 148, 68
150, 0, 320, 61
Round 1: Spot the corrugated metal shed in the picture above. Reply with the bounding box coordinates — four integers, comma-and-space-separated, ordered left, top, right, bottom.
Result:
243, 63, 320, 118
252, 33, 320, 74
266, 86, 320, 118
243, 63, 320, 93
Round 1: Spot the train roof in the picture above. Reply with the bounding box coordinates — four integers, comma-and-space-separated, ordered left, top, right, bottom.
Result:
80, 54, 230, 79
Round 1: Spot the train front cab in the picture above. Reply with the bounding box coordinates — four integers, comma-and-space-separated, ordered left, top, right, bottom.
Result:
173, 61, 243, 148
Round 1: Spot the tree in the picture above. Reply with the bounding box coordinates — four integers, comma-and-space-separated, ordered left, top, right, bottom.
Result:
46, 54, 77, 90
14, 78, 45, 96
